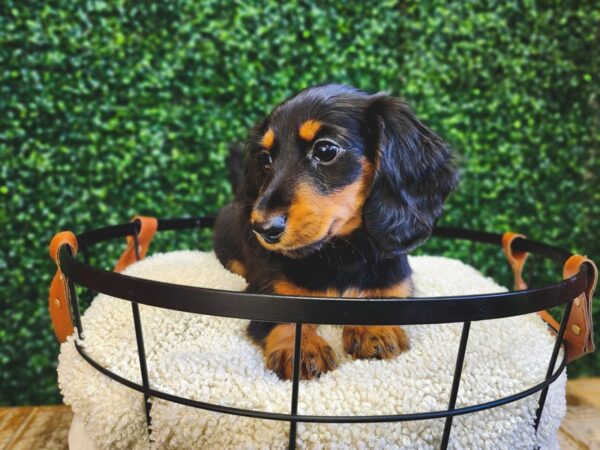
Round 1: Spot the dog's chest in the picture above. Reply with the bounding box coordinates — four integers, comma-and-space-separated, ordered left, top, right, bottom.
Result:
273, 253, 413, 298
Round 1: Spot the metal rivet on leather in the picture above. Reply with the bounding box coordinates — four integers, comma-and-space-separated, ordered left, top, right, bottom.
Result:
572, 324, 581, 335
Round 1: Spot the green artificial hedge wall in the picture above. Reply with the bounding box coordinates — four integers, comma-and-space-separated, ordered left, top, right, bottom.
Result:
1, 1, 599, 406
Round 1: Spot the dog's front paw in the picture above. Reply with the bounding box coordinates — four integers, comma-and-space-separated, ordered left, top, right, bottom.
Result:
264, 325, 337, 380
343, 325, 409, 360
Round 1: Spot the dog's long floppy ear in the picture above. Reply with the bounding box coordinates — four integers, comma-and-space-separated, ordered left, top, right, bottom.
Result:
363, 93, 458, 256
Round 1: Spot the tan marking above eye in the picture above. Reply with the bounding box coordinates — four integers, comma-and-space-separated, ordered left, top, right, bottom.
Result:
261, 128, 274, 149
299, 119, 322, 141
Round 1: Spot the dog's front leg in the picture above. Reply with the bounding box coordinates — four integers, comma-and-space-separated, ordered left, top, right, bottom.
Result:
342, 281, 411, 360
246, 280, 338, 380
343, 325, 409, 360
262, 324, 337, 380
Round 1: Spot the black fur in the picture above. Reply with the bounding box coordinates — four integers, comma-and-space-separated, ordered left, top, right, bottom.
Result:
213, 84, 458, 345
363, 93, 458, 255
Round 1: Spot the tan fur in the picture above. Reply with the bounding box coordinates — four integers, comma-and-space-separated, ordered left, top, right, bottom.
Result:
261, 128, 274, 150
227, 259, 247, 278
298, 119, 322, 141
263, 324, 337, 380
273, 280, 338, 297
250, 209, 265, 224
343, 279, 414, 298
343, 281, 412, 360
274, 279, 412, 299
343, 325, 410, 360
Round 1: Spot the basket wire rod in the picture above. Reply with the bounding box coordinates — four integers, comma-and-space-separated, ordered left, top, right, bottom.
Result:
74, 337, 568, 424
533, 298, 574, 432
66, 246, 84, 340
288, 323, 303, 450
440, 321, 472, 450
130, 227, 153, 436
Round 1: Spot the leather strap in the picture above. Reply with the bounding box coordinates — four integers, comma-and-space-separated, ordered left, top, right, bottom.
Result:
502, 231, 557, 326
114, 216, 158, 272
48, 231, 78, 343
536, 310, 560, 332
562, 255, 597, 362
503, 231, 596, 362
502, 232, 529, 290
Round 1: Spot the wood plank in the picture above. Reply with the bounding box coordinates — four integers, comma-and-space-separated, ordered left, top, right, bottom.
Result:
1, 406, 72, 450
559, 377, 600, 450
0, 380, 597, 449
0, 407, 34, 449
559, 427, 588, 450
559, 403, 600, 450
567, 377, 600, 409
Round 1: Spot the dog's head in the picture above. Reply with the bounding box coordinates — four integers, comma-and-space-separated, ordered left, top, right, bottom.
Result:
241, 84, 458, 258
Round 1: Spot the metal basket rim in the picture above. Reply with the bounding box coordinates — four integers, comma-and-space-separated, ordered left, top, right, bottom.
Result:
58, 217, 588, 326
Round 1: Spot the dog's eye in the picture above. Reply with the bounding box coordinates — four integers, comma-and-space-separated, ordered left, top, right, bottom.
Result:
312, 140, 340, 164
256, 151, 272, 169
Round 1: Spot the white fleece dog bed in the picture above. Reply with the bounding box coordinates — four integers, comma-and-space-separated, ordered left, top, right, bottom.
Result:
58, 251, 566, 450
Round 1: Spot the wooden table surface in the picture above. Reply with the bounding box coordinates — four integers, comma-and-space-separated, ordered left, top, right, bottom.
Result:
0, 405, 72, 450
559, 377, 600, 450
1, 378, 599, 449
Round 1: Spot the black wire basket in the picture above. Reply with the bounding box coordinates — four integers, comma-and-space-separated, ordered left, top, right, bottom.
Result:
49, 217, 596, 450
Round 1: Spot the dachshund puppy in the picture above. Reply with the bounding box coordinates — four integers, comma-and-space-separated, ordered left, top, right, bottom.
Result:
214, 84, 457, 380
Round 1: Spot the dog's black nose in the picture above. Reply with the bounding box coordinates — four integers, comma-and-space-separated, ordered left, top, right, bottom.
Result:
252, 215, 286, 244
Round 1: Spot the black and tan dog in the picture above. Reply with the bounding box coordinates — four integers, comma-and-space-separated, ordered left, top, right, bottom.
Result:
214, 84, 457, 380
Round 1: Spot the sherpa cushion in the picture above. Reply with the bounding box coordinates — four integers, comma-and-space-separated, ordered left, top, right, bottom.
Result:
58, 251, 566, 449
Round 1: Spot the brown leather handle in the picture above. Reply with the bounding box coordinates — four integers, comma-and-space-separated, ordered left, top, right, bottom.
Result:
502, 232, 529, 291
49, 215, 156, 342
48, 231, 78, 343
562, 255, 597, 362
503, 230, 557, 326
114, 216, 158, 272
502, 231, 559, 328
503, 231, 596, 362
